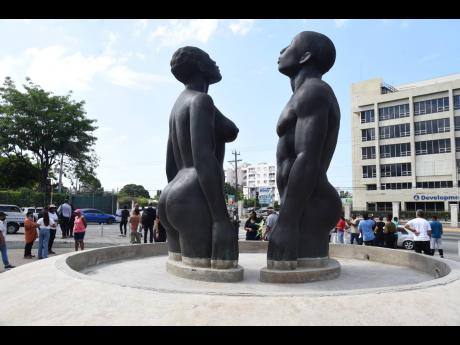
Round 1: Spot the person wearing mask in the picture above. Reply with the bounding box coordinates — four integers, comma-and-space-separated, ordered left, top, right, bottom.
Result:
404, 209, 432, 255
129, 208, 142, 244
264, 208, 278, 241
348, 215, 361, 245
119, 205, 130, 237
57, 199, 72, 238
358, 212, 375, 246
48, 204, 59, 255
37, 208, 55, 259
383, 214, 397, 249
374, 216, 385, 247
141, 203, 157, 244
335, 216, 348, 244
429, 215, 444, 258
0, 212, 15, 269
245, 211, 261, 241
73, 209, 87, 251
24, 212, 39, 259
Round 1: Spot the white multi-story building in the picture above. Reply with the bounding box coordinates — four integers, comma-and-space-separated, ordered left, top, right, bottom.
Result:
351, 73, 460, 213
225, 162, 280, 204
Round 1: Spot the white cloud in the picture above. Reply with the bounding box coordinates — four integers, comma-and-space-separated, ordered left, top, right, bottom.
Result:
334, 19, 350, 28
149, 19, 219, 46
0, 45, 170, 93
133, 19, 150, 37
229, 19, 255, 35
401, 21, 409, 28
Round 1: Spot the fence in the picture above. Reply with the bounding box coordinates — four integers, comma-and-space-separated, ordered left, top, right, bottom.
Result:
70, 193, 117, 214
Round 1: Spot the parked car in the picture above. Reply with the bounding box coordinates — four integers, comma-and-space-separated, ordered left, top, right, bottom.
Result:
0, 204, 25, 234
22, 207, 44, 220
396, 227, 415, 250
80, 208, 116, 224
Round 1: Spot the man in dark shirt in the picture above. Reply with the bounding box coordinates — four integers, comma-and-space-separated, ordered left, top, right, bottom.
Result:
120, 205, 130, 237
374, 216, 385, 247
142, 203, 157, 243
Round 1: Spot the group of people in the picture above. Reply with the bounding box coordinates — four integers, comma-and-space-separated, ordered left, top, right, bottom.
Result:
333, 209, 444, 257
119, 203, 167, 245
0, 199, 87, 271
244, 208, 278, 241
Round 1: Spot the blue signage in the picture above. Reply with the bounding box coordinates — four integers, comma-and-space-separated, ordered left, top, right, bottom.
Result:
413, 194, 459, 201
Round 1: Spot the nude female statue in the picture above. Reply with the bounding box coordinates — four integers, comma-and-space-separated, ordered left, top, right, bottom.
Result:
267, 31, 342, 270
157, 46, 239, 269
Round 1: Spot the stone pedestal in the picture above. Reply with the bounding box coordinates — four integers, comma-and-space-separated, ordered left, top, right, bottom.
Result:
392, 202, 400, 220
166, 259, 244, 283
260, 258, 341, 284
450, 204, 458, 228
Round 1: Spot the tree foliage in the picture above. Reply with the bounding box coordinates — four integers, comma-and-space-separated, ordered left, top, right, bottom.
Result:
0, 155, 41, 189
119, 184, 150, 198
0, 77, 98, 203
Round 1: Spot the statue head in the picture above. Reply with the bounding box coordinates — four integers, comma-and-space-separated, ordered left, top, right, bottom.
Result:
170, 46, 222, 85
278, 31, 336, 78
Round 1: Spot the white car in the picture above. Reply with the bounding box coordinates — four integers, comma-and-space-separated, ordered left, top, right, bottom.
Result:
396, 227, 415, 250
0, 204, 25, 234
22, 207, 44, 220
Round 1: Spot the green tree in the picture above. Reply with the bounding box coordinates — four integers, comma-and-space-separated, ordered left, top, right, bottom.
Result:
0, 155, 41, 189
0, 77, 98, 204
79, 173, 103, 194
119, 184, 150, 198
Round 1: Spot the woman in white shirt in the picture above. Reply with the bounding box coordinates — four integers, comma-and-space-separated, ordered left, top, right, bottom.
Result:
37, 209, 55, 259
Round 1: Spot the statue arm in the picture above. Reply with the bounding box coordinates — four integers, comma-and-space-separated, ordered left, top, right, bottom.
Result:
165, 136, 177, 183
190, 94, 228, 222
277, 91, 329, 228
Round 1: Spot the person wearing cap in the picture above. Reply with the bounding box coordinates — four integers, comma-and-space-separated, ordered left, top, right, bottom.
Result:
24, 211, 39, 259
48, 204, 59, 255
405, 209, 432, 255
73, 209, 87, 251
0, 211, 15, 270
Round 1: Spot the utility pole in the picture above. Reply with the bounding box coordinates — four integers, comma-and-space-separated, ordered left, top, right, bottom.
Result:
228, 151, 242, 221
58, 154, 64, 193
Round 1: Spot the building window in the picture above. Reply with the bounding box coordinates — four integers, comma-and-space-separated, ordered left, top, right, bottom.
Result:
380, 163, 411, 177
414, 96, 449, 116
406, 202, 445, 212
415, 139, 451, 155
457, 159, 460, 174
361, 128, 375, 142
455, 117, 460, 131
360, 109, 375, 123
361, 146, 376, 160
362, 165, 376, 178
378, 103, 409, 121
414, 118, 450, 135
381, 182, 412, 190
379, 123, 410, 139
380, 143, 411, 158
455, 95, 460, 110
416, 181, 453, 189
376, 202, 393, 212
366, 184, 377, 190
456, 138, 460, 152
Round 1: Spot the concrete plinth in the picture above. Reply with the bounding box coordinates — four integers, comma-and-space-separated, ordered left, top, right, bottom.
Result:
260, 258, 341, 283
166, 259, 244, 282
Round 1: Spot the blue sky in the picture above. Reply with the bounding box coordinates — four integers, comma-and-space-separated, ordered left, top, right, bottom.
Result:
1, 19, 460, 195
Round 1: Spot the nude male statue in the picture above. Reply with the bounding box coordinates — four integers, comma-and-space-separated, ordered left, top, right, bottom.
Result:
267, 31, 342, 270
158, 47, 240, 269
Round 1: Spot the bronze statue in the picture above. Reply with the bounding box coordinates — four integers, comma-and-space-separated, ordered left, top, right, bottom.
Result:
267, 31, 342, 270
158, 46, 239, 269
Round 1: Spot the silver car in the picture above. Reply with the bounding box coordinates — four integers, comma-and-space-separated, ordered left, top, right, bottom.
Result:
396, 227, 415, 250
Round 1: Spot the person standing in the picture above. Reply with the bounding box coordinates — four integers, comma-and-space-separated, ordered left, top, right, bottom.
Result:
24, 212, 39, 259
73, 209, 87, 251
154, 216, 167, 242
404, 209, 432, 255
48, 204, 59, 255
68, 204, 75, 238
141, 203, 156, 244
245, 211, 261, 241
383, 214, 397, 249
37, 208, 55, 259
119, 205, 129, 237
429, 215, 444, 258
57, 199, 72, 238
335, 216, 347, 244
358, 213, 375, 246
348, 215, 361, 245
264, 208, 278, 241
374, 216, 385, 247
129, 208, 142, 244
0, 212, 15, 270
